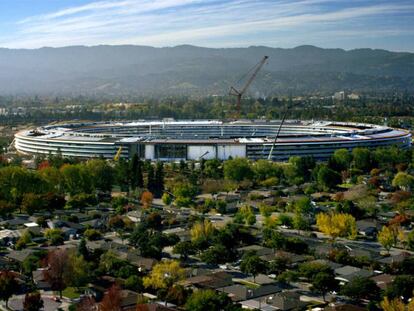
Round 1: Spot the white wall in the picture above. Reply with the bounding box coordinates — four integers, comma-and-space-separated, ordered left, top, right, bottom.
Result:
217, 145, 246, 160
145, 144, 155, 160
187, 145, 216, 160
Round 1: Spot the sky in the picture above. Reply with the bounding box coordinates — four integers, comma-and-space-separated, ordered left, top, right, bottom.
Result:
0, 0, 413, 51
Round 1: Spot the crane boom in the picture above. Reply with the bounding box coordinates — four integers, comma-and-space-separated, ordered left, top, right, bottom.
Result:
229, 56, 268, 117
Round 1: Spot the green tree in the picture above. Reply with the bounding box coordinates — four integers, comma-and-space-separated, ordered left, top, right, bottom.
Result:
21, 193, 46, 215
385, 275, 414, 302
77, 238, 89, 259
86, 159, 114, 192
60, 164, 93, 195
147, 164, 156, 194
162, 193, 172, 205
330, 148, 352, 171
173, 241, 195, 260
234, 205, 256, 226
185, 289, 241, 311
16, 230, 33, 250
0, 271, 18, 308
392, 172, 414, 191
84, 228, 102, 241
44, 228, 64, 245
311, 272, 339, 301
317, 165, 341, 191
223, 158, 253, 182
340, 276, 381, 302
240, 251, 266, 282
407, 230, 414, 251
352, 148, 372, 172
22, 255, 39, 280
130, 154, 144, 189
154, 161, 165, 198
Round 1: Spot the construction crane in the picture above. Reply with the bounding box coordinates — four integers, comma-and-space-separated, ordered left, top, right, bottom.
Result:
229, 56, 268, 118
114, 146, 123, 161
267, 100, 301, 160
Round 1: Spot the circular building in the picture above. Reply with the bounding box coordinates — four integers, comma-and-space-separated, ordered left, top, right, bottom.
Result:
14, 120, 411, 161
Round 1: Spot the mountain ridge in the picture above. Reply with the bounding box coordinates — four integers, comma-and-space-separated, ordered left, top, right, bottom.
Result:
0, 44, 413, 96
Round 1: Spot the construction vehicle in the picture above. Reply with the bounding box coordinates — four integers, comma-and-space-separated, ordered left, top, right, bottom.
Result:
229, 56, 268, 117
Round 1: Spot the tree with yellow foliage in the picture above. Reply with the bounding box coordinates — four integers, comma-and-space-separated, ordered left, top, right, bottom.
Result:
378, 225, 398, 254
380, 297, 405, 311
190, 219, 215, 243
316, 212, 357, 241
143, 260, 185, 290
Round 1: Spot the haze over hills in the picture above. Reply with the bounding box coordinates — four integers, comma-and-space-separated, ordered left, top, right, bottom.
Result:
1, 44, 413, 97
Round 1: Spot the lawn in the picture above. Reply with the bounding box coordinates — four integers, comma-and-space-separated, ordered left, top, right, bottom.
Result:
62, 287, 83, 299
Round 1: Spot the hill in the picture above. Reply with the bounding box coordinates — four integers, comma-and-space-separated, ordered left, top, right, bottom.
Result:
0, 44, 413, 96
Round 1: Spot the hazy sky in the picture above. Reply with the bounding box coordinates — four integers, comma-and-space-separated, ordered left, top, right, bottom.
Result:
0, 0, 413, 51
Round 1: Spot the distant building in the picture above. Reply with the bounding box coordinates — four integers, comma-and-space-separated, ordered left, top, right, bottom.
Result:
332, 91, 345, 101
347, 93, 360, 100
14, 120, 411, 161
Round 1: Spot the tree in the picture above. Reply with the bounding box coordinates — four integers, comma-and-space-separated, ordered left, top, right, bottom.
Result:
43, 249, 72, 298
84, 228, 102, 241
22, 255, 39, 280
68, 252, 90, 289
162, 193, 172, 205
240, 251, 266, 282
147, 165, 156, 194
77, 238, 89, 259
340, 276, 381, 302
392, 172, 414, 191
16, 230, 33, 250
143, 260, 185, 290
386, 275, 414, 303
292, 212, 310, 232
380, 297, 405, 311
115, 159, 130, 192
23, 291, 44, 311
316, 212, 357, 241
21, 193, 45, 215
331, 148, 352, 171
60, 164, 93, 195
223, 158, 253, 182
190, 219, 215, 243
378, 225, 397, 253
86, 159, 114, 192
185, 289, 241, 311
141, 191, 153, 209
65, 193, 97, 210
200, 244, 235, 265
0, 271, 18, 308
154, 161, 165, 198
0, 200, 14, 217
234, 205, 256, 226
173, 241, 195, 260
44, 228, 65, 245
352, 148, 372, 172
99, 284, 121, 311
317, 165, 341, 191
311, 272, 339, 301
130, 154, 144, 190
408, 230, 414, 251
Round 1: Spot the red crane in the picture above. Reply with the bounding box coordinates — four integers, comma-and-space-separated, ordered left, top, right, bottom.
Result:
229, 55, 268, 118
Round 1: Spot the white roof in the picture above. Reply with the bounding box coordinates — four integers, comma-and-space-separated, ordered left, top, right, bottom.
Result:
24, 222, 39, 227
